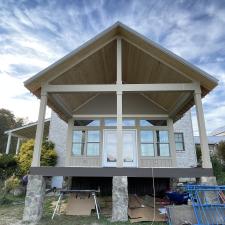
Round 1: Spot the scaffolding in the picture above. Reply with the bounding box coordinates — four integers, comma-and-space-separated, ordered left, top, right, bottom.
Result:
185, 185, 225, 225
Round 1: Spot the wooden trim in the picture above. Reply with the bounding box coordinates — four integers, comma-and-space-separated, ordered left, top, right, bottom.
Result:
45, 83, 198, 93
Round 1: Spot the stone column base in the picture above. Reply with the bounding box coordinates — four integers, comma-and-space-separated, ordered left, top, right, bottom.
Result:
111, 176, 128, 222
23, 175, 46, 223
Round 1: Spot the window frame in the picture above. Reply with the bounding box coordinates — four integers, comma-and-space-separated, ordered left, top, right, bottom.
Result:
71, 118, 171, 159
174, 132, 185, 152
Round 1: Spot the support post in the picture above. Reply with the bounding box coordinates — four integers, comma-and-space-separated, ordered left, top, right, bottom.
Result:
116, 37, 123, 167
117, 91, 123, 167
65, 118, 74, 166
168, 118, 177, 167
31, 88, 47, 167
5, 132, 12, 154
16, 138, 21, 155
194, 88, 212, 168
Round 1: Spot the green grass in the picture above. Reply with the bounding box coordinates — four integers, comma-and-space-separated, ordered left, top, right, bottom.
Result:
39, 197, 166, 225
0, 195, 166, 225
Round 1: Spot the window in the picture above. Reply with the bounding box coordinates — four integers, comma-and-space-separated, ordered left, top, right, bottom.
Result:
140, 130, 154, 156
72, 130, 86, 156
104, 119, 135, 126
156, 130, 170, 156
123, 119, 135, 126
174, 133, 185, 151
74, 120, 100, 126
87, 130, 100, 156
140, 120, 167, 126
72, 130, 100, 156
105, 119, 117, 126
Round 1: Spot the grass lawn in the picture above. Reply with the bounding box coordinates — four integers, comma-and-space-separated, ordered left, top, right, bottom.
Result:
0, 195, 166, 225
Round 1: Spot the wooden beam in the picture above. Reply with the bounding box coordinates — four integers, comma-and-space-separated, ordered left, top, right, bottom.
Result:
72, 114, 169, 119
46, 83, 198, 93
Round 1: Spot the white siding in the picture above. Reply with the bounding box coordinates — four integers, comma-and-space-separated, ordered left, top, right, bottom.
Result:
174, 111, 197, 168
48, 111, 67, 167
48, 110, 197, 168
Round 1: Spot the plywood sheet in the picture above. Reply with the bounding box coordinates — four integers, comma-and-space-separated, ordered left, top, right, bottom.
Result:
65, 194, 95, 216
128, 207, 166, 223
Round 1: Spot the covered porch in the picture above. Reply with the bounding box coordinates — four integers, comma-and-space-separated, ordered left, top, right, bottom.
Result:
24, 22, 217, 174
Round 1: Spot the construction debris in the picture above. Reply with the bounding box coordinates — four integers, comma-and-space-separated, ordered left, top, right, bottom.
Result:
65, 194, 96, 216
128, 195, 167, 223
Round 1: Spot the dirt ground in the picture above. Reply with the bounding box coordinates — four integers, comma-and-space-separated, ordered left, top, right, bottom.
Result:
0, 196, 166, 225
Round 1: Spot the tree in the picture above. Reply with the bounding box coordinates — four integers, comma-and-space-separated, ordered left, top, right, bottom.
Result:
17, 139, 57, 175
0, 109, 25, 154
217, 141, 225, 163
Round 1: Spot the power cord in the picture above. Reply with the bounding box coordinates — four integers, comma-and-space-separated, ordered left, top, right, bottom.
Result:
150, 167, 156, 225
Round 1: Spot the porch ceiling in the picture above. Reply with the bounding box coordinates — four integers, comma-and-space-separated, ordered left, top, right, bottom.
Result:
24, 22, 218, 122
5, 119, 50, 139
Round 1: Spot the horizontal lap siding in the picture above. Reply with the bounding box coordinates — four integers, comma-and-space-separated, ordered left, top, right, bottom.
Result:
69, 156, 101, 167
139, 158, 173, 167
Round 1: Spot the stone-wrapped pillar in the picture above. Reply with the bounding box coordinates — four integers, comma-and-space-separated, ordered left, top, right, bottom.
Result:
23, 175, 46, 222
111, 176, 128, 222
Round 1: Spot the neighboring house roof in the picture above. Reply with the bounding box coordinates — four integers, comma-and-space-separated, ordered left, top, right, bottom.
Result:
209, 126, 225, 136
4, 119, 50, 139
194, 135, 225, 145
24, 22, 218, 122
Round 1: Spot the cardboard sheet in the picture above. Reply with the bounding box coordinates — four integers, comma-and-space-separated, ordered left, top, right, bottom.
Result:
128, 207, 166, 223
65, 194, 95, 216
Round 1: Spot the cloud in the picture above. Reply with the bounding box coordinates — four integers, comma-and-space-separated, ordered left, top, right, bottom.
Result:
0, 0, 224, 134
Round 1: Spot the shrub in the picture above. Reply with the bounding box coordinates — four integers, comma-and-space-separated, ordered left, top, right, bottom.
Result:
217, 141, 225, 163
17, 139, 57, 175
196, 145, 202, 166
211, 155, 225, 184
4, 175, 20, 193
0, 154, 18, 180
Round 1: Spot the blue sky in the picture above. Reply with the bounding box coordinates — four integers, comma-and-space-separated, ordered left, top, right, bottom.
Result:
0, 0, 225, 134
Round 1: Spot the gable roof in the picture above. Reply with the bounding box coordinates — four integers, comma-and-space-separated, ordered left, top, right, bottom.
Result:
25, 22, 218, 93
210, 125, 225, 136
24, 22, 218, 121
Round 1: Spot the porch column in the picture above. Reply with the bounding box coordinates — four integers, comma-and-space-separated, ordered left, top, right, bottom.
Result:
168, 119, 177, 167
16, 138, 21, 155
194, 88, 212, 168
65, 118, 74, 166
31, 89, 47, 167
5, 132, 12, 154
116, 37, 123, 167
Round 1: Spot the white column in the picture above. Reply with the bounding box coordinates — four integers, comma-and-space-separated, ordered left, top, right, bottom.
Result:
31, 90, 47, 167
65, 118, 74, 166
5, 132, 12, 154
194, 89, 212, 168
16, 138, 21, 155
116, 37, 123, 167
117, 91, 123, 167
168, 119, 177, 167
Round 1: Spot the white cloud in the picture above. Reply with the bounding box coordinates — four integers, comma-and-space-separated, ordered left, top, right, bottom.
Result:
0, 0, 224, 135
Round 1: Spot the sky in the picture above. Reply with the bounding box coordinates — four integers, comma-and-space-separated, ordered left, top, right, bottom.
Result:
0, 0, 225, 134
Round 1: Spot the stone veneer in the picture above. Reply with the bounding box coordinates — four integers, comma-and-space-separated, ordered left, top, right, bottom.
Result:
23, 175, 46, 222
174, 111, 197, 168
111, 176, 128, 221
